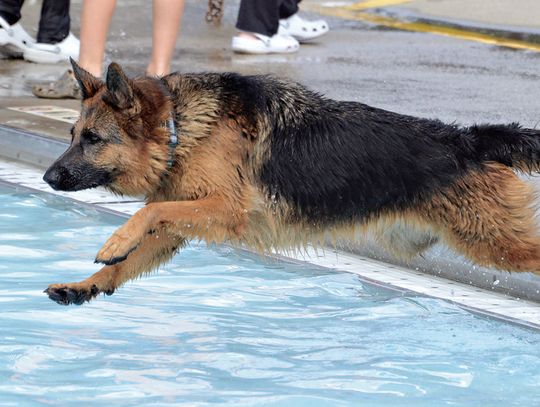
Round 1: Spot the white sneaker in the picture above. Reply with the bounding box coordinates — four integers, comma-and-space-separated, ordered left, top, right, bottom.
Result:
23, 32, 80, 64
232, 32, 299, 54
278, 14, 329, 42
0, 16, 35, 57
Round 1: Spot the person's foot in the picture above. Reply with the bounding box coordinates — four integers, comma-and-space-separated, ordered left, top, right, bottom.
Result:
23, 32, 80, 64
0, 15, 35, 57
278, 14, 329, 42
232, 32, 299, 54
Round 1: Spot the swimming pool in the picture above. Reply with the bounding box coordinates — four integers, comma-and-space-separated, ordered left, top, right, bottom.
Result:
1, 182, 540, 406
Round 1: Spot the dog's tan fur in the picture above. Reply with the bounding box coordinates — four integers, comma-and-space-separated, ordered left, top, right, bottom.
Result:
43, 62, 540, 305
423, 164, 540, 271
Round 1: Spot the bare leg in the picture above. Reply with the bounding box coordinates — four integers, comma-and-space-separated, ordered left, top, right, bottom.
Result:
78, 0, 117, 77
146, 0, 184, 76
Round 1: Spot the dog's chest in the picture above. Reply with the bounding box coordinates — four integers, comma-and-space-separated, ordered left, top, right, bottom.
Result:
149, 170, 212, 203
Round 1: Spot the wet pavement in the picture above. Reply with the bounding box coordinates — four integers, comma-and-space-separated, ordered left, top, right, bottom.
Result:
374, 0, 540, 33
1, 0, 540, 144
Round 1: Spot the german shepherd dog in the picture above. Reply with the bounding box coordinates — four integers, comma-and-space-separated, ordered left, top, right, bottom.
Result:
43, 60, 540, 305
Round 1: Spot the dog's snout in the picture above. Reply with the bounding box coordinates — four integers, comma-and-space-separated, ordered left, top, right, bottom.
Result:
43, 165, 65, 190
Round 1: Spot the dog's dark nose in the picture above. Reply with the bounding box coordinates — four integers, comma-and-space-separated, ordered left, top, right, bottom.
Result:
43, 166, 62, 190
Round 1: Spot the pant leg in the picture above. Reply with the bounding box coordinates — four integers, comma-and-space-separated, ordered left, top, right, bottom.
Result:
278, 0, 300, 19
0, 0, 25, 25
37, 0, 70, 43
236, 0, 280, 37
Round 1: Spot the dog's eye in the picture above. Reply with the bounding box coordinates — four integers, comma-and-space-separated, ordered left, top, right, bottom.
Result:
81, 130, 102, 145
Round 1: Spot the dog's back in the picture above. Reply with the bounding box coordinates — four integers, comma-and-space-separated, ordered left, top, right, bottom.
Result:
43, 62, 540, 305
197, 73, 540, 270
210, 74, 539, 221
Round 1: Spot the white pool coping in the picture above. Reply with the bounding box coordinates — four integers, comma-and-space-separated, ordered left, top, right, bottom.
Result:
1, 158, 540, 330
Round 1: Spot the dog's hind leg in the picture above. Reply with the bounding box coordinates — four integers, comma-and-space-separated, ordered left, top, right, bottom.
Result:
423, 163, 540, 274
45, 232, 185, 305
372, 217, 439, 260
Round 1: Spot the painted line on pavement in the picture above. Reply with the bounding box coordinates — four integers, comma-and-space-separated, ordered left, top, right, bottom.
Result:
8, 106, 79, 124
347, 0, 412, 10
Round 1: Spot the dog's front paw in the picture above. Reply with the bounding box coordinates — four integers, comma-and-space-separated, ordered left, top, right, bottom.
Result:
95, 231, 141, 265
45, 282, 113, 305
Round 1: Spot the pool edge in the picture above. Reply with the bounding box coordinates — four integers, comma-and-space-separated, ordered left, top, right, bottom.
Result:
1, 124, 540, 329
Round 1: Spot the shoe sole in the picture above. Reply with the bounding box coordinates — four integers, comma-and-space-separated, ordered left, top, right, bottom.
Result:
0, 43, 25, 58
231, 38, 299, 54
280, 27, 329, 43
232, 46, 299, 54
23, 49, 71, 64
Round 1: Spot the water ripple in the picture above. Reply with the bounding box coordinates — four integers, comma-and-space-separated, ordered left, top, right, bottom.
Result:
0, 185, 539, 405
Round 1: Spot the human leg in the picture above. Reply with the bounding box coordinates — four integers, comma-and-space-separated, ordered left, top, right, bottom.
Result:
278, 0, 300, 19
77, 0, 117, 76
36, 0, 70, 43
146, 0, 185, 77
236, 0, 281, 37
0, 0, 24, 25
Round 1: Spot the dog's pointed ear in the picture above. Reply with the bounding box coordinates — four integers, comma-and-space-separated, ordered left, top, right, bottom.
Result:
105, 62, 134, 109
70, 58, 102, 99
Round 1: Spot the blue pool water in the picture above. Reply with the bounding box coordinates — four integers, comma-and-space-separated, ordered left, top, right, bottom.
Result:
0, 183, 539, 406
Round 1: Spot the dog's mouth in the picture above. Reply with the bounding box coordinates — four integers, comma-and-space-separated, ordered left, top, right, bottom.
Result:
43, 165, 114, 192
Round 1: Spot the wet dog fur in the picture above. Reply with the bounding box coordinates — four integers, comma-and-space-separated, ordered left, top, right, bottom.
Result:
43, 60, 540, 305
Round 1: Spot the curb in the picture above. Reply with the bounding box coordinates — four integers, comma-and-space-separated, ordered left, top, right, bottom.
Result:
306, 2, 540, 52
0, 124, 68, 168
381, 6, 540, 45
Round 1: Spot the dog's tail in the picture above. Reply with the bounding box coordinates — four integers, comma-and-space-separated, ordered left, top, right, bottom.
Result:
468, 123, 540, 172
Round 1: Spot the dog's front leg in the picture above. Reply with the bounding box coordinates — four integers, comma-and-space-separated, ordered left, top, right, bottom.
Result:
46, 231, 185, 305
95, 197, 243, 265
